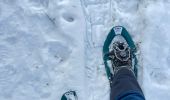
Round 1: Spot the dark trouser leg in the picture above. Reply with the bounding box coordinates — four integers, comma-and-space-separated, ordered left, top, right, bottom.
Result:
110, 68, 144, 100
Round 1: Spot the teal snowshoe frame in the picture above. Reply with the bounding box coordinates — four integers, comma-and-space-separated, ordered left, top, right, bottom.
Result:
103, 26, 138, 84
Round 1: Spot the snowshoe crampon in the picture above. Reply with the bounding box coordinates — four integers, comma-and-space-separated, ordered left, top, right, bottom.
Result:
103, 26, 138, 85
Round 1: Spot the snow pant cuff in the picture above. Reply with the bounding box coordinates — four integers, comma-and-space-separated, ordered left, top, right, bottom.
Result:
110, 67, 144, 100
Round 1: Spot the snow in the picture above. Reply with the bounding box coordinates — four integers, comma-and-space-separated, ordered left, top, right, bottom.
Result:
141, 1, 170, 99
0, 0, 170, 100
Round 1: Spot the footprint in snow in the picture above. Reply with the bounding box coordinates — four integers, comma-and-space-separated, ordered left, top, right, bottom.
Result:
41, 41, 72, 66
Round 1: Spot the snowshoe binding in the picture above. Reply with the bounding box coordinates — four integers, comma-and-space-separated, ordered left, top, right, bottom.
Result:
108, 35, 133, 74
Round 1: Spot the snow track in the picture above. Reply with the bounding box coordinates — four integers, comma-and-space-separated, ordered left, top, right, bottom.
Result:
81, 0, 112, 100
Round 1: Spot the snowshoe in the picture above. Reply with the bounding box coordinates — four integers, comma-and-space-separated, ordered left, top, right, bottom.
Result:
103, 26, 138, 85
61, 91, 78, 100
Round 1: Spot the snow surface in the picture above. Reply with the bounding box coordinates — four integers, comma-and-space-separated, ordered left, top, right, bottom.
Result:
0, 0, 170, 100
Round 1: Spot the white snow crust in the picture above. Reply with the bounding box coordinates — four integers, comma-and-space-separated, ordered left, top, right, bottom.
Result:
0, 0, 170, 100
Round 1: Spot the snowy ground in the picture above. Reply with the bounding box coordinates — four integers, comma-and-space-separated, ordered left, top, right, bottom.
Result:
0, 0, 170, 100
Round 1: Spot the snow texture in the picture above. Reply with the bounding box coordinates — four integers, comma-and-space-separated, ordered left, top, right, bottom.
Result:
0, 0, 170, 100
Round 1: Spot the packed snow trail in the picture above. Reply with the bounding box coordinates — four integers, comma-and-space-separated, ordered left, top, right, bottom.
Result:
80, 0, 114, 99
0, 0, 170, 100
